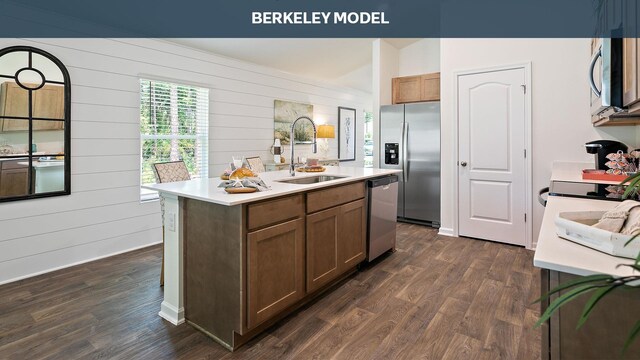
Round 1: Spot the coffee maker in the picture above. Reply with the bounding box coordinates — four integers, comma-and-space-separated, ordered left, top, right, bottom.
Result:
585, 140, 628, 170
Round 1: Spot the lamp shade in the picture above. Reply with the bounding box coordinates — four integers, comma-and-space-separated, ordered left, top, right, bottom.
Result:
317, 124, 335, 139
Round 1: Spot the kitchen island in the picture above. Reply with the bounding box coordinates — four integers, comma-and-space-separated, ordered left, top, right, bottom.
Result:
534, 195, 640, 359
144, 166, 401, 350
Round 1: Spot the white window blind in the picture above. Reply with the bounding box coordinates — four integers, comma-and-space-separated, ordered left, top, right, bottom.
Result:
140, 79, 209, 200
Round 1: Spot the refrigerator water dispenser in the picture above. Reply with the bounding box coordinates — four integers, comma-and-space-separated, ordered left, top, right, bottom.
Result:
385, 143, 399, 165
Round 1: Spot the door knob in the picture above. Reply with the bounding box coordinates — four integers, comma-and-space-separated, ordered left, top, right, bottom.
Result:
460, 161, 467, 167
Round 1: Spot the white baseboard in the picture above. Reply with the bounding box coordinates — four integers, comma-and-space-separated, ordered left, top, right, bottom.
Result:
159, 301, 185, 325
438, 227, 455, 237
0, 241, 162, 287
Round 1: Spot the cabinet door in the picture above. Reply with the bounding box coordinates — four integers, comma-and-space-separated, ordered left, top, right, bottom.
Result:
33, 85, 65, 130
247, 218, 305, 329
0, 82, 30, 131
0, 82, 65, 131
0, 167, 29, 197
338, 199, 366, 272
420, 73, 441, 101
623, 38, 638, 106
551, 271, 640, 358
306, 206, 340, 293
392, 75, 422, 104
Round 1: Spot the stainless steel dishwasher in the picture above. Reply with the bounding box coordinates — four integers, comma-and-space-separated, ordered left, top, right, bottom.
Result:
367, 175, 399, 261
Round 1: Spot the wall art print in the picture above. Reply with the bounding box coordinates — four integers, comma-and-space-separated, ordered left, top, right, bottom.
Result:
274, 100, 314, 145
338, 106, 356, 161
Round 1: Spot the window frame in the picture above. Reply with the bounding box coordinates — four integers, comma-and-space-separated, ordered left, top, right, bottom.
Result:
139, 78, 209, 202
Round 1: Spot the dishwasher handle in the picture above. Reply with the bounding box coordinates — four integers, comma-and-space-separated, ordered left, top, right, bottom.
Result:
368, 175, 399, 188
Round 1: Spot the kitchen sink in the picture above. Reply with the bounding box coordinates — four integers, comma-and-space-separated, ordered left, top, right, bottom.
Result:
276, 175, 348, 185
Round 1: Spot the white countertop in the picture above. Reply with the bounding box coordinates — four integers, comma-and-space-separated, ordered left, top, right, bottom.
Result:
17, 161, 64, 168
143, 166, 402, 206
551, 161, 622, 185
534, 195, 637, 277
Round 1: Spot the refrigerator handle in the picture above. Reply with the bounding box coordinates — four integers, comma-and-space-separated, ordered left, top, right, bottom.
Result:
403, 122, 409, 182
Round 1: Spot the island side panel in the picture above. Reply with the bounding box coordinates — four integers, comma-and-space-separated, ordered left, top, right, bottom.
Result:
159, 194, 185, 325
183, 198, 244, 349
545, 270, 640, 359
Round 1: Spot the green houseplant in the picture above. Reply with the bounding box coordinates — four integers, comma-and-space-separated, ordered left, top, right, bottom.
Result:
535, 172, 640, 354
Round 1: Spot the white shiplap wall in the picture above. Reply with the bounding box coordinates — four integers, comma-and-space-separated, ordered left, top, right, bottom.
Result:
0, 38, 370, 285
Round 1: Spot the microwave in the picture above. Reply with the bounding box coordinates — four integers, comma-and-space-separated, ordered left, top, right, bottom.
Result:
589, 38, 624, 120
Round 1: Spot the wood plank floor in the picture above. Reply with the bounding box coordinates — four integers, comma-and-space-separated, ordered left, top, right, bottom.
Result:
0, 223, 541, 359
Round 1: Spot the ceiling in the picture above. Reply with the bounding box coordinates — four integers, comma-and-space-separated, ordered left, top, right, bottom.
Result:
168, 39, 420, 92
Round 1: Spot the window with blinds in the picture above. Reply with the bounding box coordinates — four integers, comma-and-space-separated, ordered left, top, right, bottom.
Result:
140, 79, 209, 200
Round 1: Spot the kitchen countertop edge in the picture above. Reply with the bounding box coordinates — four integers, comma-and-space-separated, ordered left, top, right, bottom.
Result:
534, 195, 638, 277
143, 166, 402, 206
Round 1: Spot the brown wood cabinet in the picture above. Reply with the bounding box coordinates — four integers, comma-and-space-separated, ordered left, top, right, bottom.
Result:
247, 194, 304, 231
0, 81, 65, 132
0, 160, 29, 197
247, 218, 305, 329
338, 199, 366, 271
541, 269, 640, 359
306, 206, 340, 293
306, 195, 366, 293
183, 181, 369, 350
392, 72, 440, 104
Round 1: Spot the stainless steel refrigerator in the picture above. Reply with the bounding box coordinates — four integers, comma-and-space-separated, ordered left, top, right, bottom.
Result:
379, 102, 440, 227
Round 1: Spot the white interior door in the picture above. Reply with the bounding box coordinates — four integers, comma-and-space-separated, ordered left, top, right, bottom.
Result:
458, 67, 527, 246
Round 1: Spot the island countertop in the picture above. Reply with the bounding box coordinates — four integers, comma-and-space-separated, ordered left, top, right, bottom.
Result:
143, 166, 402, 206
534, 195, 638, 277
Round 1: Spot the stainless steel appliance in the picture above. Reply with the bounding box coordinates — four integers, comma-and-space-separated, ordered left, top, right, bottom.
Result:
589, 38, 624, 119
366, 175, 398, 261
379, 102, 440, 227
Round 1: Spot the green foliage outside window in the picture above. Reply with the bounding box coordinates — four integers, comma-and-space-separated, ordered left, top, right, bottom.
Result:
140, 80, 208, 188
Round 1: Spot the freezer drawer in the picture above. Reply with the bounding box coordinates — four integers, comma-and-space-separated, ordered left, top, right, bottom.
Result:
367, 175, 398, 261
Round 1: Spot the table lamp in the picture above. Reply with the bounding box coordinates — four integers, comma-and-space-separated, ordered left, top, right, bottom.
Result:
317, 124, 335, 158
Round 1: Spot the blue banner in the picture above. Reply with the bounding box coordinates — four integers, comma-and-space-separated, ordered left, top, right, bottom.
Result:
0, 0, 636, 37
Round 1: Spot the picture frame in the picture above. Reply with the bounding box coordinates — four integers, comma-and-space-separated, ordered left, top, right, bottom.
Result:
245, 156, 265, 173
273, 100, 314, 145
338, 106, 356, 161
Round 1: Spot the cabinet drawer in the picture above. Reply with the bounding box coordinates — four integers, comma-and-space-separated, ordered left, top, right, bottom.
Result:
307, 182, 365, 214
247, 194, 304, 231
1, 160, 28, 170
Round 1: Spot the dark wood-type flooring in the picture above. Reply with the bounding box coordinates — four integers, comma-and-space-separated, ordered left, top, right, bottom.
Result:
0, 223, 541, 359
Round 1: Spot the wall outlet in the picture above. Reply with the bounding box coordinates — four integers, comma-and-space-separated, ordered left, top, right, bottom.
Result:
167, 212, 176, 232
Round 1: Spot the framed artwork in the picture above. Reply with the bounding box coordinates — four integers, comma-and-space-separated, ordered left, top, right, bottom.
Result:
274, 100, 314, 145
245, 156, 265, 173
338, 106, 356, 161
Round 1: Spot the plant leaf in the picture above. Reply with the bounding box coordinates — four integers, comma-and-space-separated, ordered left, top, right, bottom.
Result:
622, 173, 640, 199
622, 172, 640, 187
577, 285, 617, 329
532, 274, 612, 304
535, 284, 598, 328
623, 320, 640, 355
620, 172, 640, 187
625, 232, 640, 247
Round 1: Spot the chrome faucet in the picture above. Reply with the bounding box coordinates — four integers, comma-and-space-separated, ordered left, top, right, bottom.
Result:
289, 116, 317, 176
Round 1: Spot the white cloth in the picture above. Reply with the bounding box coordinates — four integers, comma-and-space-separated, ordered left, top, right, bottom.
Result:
593, 200, 640, 233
